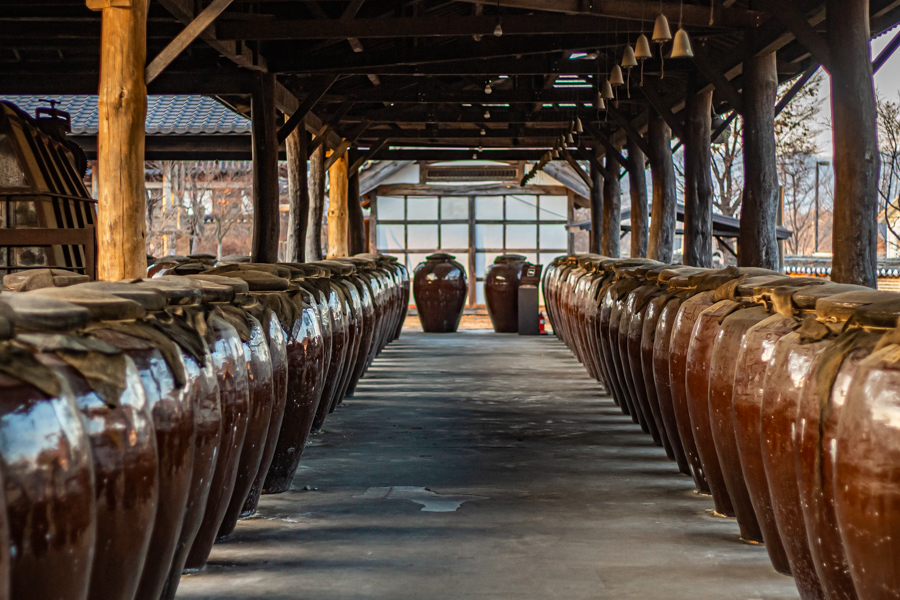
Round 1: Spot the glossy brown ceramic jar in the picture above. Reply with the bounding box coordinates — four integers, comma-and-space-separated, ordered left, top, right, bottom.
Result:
346, 271, 377, 397
0, 296, 95, 600
484, 254, 528, 333
834, 301, 900, 600
412, 253, 467, 333
264, 286, 326, 493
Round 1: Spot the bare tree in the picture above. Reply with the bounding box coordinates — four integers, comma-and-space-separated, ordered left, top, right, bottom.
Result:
711, 114, 743, 218
878, 92, 900, 257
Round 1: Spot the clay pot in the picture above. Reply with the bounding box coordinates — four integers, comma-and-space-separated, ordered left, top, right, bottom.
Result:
0, 296, 95, 600
412, 253, 467, 333
264, 286, 326, 493
345, 273, 376, 398
485, 254, 528, 333
834, 301, 900, 600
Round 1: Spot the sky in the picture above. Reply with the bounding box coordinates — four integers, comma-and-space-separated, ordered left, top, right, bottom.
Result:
812, 30, 900, 157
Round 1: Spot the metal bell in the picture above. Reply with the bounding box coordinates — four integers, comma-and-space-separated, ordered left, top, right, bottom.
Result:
653, 13, 672, 43
609, 65, 625, 87
551, 147, 559, 158
601, 80, 615, 100
575, 117, 584, 134
566, 132, 575, 145
635, 34, 652, 60
671, 28, 694, 58
622, 45, 638, 69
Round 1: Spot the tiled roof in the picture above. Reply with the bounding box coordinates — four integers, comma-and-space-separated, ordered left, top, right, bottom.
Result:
0, 95, 251, 135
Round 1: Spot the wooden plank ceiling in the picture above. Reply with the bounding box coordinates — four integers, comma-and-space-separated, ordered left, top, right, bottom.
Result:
3, 0, 900, 161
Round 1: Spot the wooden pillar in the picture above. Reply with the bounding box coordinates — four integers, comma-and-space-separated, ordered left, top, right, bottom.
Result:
94, 0, 149, 280
739, 51, 780, 270
250, 72, 279, 264
828, 0, 879, 287
626, 135, 649, 258
647, 113, 677, 263
368, 194, 379, 252
683, 81, 714, 267
589, 153, 604, 255
285, 127, 309, 263
347, 159, 366, 255
327, 152, 349, 258
602, 153, 621, 258
306, 140, 326, 260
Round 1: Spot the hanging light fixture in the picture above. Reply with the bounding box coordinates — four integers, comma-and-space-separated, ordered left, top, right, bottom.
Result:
575, 116, 584, 134
653, 11, 673, 79
485, 82, 493, 94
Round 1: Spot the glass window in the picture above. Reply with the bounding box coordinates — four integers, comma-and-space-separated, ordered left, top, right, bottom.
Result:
506, 195, 537, 221
506, 224, 536, 249
407, 224, 438, 250
475, 224, 503, 250
407, 196, 438, 220
539, 224, 569, 250
476, 286, 486, 305
407, 253, 430, 272
441, 197, 469, 220
540, 253, 565, 268
475, 196, 503, 221
440, 224, 468, 250
377, 224, 405, 250
377, 196, 405, 220
538, 195, 568, 221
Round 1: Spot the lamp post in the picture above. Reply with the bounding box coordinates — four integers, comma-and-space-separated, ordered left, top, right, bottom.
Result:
815, 160, 829, 253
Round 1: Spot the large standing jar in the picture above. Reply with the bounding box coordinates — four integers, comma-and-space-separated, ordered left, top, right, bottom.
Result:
484, 254, 528, 333
834, 299, 900, 600
0, 295, 95, 600
413, 253, 467, 333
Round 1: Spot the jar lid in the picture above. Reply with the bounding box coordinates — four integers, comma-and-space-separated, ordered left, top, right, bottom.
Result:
0, 292, 92, 332
426, 253, 456, 261
168, 261, 211, 275
319, 259, 359, 275
732, 275, 807, 299
279, 263, 328, 278
207, 262, 292, 279
68, 282, 168, 312
849, 297, 900, 329
152, 255, 189, 265
187, 253, 217, 262
219, 254, 251, 263
26, 287, 146, 321
3, 268, 90, 291
816, 290, 900, 322
495, 254, 527, 264
0, 315, 11, 340
791, 283, 871, 310
218, 270, 290, 292
155, 275, 235, 303
186, 273, 248, 295
129, 278, 204, 305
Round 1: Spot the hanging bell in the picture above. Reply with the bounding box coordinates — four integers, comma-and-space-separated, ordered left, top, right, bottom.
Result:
485, 83, 493, 94
601, 80, 615, 100
671, 28, 694, 58
609, 65, 625, 87
635, 34, 652, 60
575, 116, 584, 134
622, 45, 638, 69
473, 153, 478, 159
484, 110, 491, 119
566, 132, 575, 145
493, 22, 503, 37
478, 144, 483, 152
595, 92, 606, 110
653, 13, 672, 43
551, 147, 559, 158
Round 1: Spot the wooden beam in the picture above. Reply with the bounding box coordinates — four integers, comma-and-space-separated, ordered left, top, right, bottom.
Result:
640, 81, 685, 140
561, 149, 593, 190
692, 45, 744, 113
756, 0, 832, 69
285, 127, 309, 262
91, 0, 149, 280
452, 0, 765, 29
250, 72, 280, 264
307, 142, 326, 260
572, 144, 609, 179
277, 75, 338, 144
828, 0, 879, 287
646, 113, 676, 263
584, 121, 629, 173
774, 62, 820, 115
874, 26, 900, 72
308, 102, 355, 153
349, 137, 388, 175
609, 106, 653, 159
145, 0, 234, 84
376, 184, 567, 197
327, 152, 350, 258
739, 52, 779, 270
324, 121, 371, 170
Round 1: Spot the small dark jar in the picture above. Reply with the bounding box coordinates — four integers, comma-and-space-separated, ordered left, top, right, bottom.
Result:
412, 254, 467, 333
484, 255, 527, 333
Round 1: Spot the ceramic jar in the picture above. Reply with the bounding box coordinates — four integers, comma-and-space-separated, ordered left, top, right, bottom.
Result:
484, 254, 528, 333
412, 253, 467, 333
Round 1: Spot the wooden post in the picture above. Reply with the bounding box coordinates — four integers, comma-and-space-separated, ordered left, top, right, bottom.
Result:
327, 151, 349, 258
94, 0, 150, 280
307, 140, 326, 260
250, 72, 279, 264
739, 51, 779, 270
285, 126, 309, 263
626, 135, 649, 258
647, 113, 677, 263
368, 194, 379, 252
602, 153, 621, 258
828, 0, 879, 287
683, 81, 714, 267
347, 155, 366, 255
589, 151, 604, 255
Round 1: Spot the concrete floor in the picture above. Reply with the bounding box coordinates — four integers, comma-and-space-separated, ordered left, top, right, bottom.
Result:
176, 331, 801, 600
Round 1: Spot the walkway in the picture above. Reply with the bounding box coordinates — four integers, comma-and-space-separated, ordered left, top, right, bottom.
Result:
176, 331, 800, 600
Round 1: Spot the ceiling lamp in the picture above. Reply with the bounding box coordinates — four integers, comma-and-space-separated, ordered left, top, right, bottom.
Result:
671, 28, 694, 58
485, 83, 493, 94
653, 13, 673, 78
575, 116, 584, 134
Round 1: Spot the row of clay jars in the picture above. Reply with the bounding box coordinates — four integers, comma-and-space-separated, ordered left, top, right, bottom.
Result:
544, 256, 900, 600
484, 254, 529, 333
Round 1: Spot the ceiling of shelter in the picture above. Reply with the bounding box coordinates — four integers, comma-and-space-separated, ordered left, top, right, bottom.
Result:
3, 0, 900, 163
